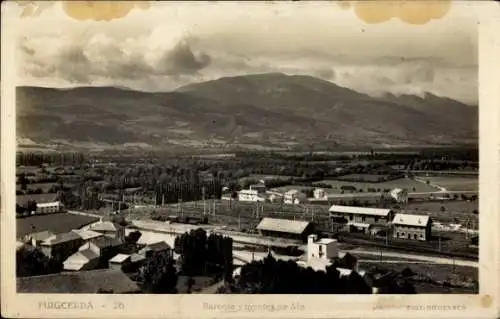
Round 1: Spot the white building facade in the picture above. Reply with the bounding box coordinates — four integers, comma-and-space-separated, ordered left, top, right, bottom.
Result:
238, 189, 265, 202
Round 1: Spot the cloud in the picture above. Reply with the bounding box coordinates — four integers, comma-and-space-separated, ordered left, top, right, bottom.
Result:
157, 41, 211, 76
18, 29, 211, 85
14, 1, 478, 104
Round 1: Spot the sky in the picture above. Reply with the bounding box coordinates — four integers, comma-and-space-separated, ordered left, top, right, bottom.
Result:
13, 1, 479, 104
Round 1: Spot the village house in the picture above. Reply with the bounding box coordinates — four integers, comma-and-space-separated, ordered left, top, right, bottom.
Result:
249, 182, 267, 194
35, 201, 64, 215
88, 221, 125, 241
16, 194, 61, 216
39, 231, 84, 263
22, 230, 55, 247
63, 249, 100, 271
307, 234, 338, 260
313, 188, 327, 200
283, 189, 308, 205
392, 213, 432, 241
79, 236, 124, 260
390, 188, 409, 204
108, 253, 132, 271
138, 241, 171, 258
238, 189, 265, 202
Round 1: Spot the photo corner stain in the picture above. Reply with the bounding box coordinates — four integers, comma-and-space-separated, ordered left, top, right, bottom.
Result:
480, 295, 493, 308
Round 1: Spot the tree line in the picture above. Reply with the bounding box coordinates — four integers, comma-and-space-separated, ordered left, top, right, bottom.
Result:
16, 152, 85, 167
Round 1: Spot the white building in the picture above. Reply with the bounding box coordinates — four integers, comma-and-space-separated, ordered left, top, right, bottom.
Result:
390, 188, 408, 204
307, 234, 338, 261
313, 188, 328, 200
284, 189, 308, 205
238, 189, 265, 202
249, 183, 267, 194
35, 201, 63, 214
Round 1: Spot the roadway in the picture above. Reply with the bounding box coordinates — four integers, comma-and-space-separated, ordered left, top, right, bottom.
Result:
346, 249, 478, 267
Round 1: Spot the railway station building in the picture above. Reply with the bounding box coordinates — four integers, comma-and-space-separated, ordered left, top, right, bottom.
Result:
392, 213, 432, 241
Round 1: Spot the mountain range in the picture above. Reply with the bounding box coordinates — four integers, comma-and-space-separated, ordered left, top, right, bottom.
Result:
16, 73, 478, 152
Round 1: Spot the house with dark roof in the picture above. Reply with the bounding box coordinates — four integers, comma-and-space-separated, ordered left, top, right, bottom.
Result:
138, 241, 171, 258
80, 236, 123, 260
17, 269, 141, 293
39, 231, 84, 263
256, 217, 314, 241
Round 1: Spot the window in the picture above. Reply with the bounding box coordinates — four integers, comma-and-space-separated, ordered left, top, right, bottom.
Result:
349, 215, 353, 221
374, 217, 378, 223
408, 234, 411, 239
362, 216, 366, 222
396, 232, 400, 237
414, 234, 418, 239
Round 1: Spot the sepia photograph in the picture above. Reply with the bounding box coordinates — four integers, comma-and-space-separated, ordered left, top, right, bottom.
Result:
2, 1, 499, 318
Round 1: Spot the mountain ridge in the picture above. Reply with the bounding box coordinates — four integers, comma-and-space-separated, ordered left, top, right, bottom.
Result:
16, 73, 478, 151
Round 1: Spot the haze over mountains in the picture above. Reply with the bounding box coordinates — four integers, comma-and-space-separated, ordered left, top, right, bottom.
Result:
16, 73, 478, 152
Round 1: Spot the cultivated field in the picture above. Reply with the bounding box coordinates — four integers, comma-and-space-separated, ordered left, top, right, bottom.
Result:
419, 176, 478, 192
17, 213, 99, 238
16, 182, 57, 192
273, 178, 438, 194
403, 200, 478, 228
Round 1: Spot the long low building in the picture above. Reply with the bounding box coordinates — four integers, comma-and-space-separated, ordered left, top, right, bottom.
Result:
256, 217, 314, 241
329, 205, 395, 228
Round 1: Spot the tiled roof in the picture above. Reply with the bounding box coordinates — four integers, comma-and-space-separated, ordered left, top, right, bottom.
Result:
315, 238, 337, 245
139, 241, 171, 254
256, 218, 311, 234
25, 230, 55, 242
42, 231, 82, 245
78, 249, 100, 260
109, 253, 131, 263
17, 269, 141, 293
130, 253, 146, 263
392, 213, 431, 227
72, 229, 104, 241
329, 205, 392, 217
90, 236, 122, 249
90, 221, 123, 232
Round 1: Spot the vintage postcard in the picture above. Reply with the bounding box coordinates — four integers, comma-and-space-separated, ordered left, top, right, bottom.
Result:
1, 1, 499, 318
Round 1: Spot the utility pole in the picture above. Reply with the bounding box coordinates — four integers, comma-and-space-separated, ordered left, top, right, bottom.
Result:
202, 186, 206, 216
438, 233, 442, 252
213, 198, 216, 217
